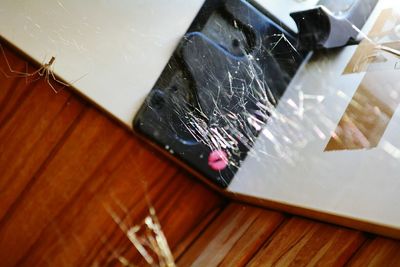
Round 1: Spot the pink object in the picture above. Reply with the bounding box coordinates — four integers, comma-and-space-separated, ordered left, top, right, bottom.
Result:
208, 150, 228, 171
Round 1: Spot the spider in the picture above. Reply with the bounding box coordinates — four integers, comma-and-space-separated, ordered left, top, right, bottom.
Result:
0, 43, 72, 93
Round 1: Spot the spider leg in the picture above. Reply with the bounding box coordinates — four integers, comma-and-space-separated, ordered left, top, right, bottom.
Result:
0, 44, 30, 77
38, 66, 47, 77
25, 63, 29, 84
23, 61, 47, 85
48, 61, 69, 87
27, 70, 44, 83
51, 71, 71, 87
51, 58, 88, 87
45, 70, 59, 93
28, 66, 45, 78
66, 72, 89, 85
0, 68, 16, 79
24, 66, 46, 85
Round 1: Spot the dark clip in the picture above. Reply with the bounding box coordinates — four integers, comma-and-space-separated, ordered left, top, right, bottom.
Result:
291, 0, 378, 50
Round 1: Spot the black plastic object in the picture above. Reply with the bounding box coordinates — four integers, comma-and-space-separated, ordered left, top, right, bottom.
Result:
133, 0, 303, 187
291, 0, 378, 50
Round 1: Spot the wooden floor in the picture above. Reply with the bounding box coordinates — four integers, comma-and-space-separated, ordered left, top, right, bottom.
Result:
0, 43, 400, 267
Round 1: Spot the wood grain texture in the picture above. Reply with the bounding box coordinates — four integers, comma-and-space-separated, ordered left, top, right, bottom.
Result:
0, 44, 32, 126
347, 238, 400, 267
177, 203, 284, 267
1, 41, 400, 267
248, 217, 366, 267
0, 42, 224, 267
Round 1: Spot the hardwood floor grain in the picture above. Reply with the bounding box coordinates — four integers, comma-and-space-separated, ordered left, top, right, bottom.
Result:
248, 217, 366, 267
0, 43, 224, 267
347, 238, 400, 267
1, 41, 400, 267
177, 203, 284, 267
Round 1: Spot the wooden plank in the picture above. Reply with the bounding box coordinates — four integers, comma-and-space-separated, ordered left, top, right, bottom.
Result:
110, 172, 224, 267
0, 43, 32, 125
2, 36, 400, 267
0, 43, 224, 266
248, 217, 367, 267
173, 205, 223, 260
347, 237, 400, 266
177, 203, 284, 267
0, 107, 128, 267
0, 74, 85, 223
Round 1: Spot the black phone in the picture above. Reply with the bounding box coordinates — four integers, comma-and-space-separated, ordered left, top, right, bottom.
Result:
133, 0, 304, 187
